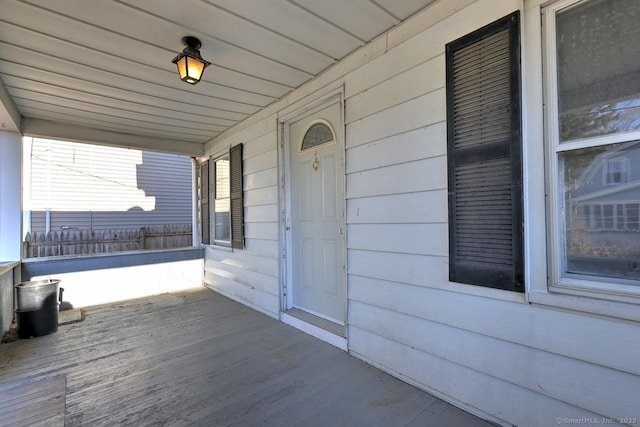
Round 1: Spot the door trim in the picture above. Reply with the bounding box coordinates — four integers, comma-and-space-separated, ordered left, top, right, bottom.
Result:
277, 86, 348, 346
281, 311, 348, 350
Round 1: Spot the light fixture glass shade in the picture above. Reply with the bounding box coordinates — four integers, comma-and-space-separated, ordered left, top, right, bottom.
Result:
174, 55, 206, 84
172, 36, 211, 85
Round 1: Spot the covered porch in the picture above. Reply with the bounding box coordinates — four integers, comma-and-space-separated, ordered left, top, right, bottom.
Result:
3, 1, 639, 425
0, 287, 491, 426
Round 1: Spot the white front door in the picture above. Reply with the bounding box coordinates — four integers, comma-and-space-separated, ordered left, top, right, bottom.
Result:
288, 102, 345, 324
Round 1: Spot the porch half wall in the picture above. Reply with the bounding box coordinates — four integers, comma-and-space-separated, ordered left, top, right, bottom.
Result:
202, 1, 640, 426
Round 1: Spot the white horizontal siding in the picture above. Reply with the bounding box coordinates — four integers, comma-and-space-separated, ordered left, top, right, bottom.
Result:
348, 223, 448, 256
345, 89, 445, 150
345, 55, 445, 125
344, 0, 511, 99
346, 123, 446, 174
348, 249, 448, 285
348, 326, 604, 427
347, 156, 447, 199
203, 118, 280, 318
349, 300, 639, 418
244, 186, 278, 207
349, 275, 640, 376
347, 191, 447, 224
202, 0, 640, 425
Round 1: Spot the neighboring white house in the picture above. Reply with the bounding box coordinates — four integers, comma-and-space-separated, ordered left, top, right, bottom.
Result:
200, 1, 640, 426
24, 137, 193, 233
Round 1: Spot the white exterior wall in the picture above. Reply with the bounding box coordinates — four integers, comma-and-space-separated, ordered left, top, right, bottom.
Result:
204, 117, 281, 317
203, 1, 640, 425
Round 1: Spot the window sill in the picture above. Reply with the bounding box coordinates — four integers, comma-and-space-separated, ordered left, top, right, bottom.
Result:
528, 290, 640, 323
204, 243, 233, 253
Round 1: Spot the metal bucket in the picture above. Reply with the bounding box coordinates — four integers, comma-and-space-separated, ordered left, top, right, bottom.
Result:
15, 279, 61, 338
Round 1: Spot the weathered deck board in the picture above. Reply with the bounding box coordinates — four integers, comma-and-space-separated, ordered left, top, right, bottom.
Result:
0, 374, 66, 427
0, 288, 493, 426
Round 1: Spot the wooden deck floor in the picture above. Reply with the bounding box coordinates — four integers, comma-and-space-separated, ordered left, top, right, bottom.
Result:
0, 288, 493, 426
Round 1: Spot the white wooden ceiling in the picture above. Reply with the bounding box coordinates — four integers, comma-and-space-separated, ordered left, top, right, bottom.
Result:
0, 0, 436, 153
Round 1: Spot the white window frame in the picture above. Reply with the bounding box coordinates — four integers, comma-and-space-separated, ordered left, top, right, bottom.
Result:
543, 0, 640, 305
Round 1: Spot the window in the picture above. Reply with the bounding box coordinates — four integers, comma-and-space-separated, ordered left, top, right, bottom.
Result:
603, 158, 629, 185
546, 0, 640, 290
214, 155, 231, 243
300, 120, 335, 151
445, 12, 523, 292
202, 144, 244, 248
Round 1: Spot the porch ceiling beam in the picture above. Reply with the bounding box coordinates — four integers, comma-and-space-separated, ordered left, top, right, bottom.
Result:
21, 118, 204, 157
0, 76, 21, 133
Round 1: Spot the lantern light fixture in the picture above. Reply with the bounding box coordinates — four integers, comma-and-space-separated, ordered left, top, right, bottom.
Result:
171, 36, 211, 85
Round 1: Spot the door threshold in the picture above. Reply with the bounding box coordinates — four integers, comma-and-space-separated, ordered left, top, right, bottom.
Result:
281, 309, 347, 351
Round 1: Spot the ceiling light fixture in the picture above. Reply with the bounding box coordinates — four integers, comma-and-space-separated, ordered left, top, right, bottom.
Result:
171, 36, 211, 85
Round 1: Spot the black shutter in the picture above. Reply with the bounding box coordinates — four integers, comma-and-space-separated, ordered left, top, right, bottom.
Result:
229, 144, 244, 249
445, 12, 523, 292
200, 160, 210, 245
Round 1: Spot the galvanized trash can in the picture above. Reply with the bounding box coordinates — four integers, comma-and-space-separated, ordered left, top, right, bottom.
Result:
15, 279, 61, 339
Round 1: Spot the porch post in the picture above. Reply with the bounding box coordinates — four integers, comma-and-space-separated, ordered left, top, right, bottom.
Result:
0, 131, 22, 262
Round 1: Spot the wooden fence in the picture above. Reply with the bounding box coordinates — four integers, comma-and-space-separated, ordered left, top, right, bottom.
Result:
23, 224, 192, 258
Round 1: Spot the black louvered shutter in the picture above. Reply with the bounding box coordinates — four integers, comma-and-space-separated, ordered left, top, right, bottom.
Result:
200, 160, 210, 245
229, 144, 244, 249
445, 12, 523, 292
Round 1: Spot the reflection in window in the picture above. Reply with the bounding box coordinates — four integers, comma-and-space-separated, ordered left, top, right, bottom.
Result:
603, 158, 629, 184
301, 121, 334, 151
556, 0, 640, 142
577, 203, 640, 231
562, 141, 640, 280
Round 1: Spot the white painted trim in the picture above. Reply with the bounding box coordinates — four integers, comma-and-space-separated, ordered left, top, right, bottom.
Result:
278, 86, 348, 329
521, 1, 549, 298
281, 312, 347, 351
22, 136, 33, 240
191, 157, 200, 247
22, 118, 203, 156
528, 290, 640, 323
0, 77, 21, 132
277, 85, 344, 123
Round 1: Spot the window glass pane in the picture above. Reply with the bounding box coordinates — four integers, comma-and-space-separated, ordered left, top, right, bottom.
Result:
626, 203, 639, 230
603, 158, 629, 184
215, 158, 229, 199
556, 0, 640, 142
561, 140, 640, 282
301, 122, 334, 151
214, 157, 230, 243
214, 204, 230, 242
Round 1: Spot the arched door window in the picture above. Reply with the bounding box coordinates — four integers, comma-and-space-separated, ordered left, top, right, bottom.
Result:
300, 120, 335, 152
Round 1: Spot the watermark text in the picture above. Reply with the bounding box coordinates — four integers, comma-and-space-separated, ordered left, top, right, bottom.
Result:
556, 417, 637, 425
